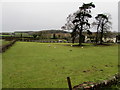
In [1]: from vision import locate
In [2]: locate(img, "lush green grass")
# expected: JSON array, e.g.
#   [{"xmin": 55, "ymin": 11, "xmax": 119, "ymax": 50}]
[
  {"xmin": 2, "ymin": 42, "xmax": 118, "ymax": 88},
  {"xmin": 0, "ymin": 35, "xmax": 13, "ymax": 37}
]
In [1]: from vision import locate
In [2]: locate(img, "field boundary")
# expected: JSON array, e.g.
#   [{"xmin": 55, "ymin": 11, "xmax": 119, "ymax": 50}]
[
  {"xmin": 0, "ymin": 40, "xmax": 17, "ymax": 53},
  {"xmin": 73, "ymin": 73, "xmax": 120, "ymax": 90},
  {"xmin": 18, "ymin": 39, "xmax": 72, "ymax": 43}
]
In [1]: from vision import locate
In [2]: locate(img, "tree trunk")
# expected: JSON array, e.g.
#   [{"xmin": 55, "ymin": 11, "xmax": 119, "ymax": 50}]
[
  {"xmin": 95, "ymin": 36, "xmax": 98, "ymax": 44},
  {"xmin": 100, "ymin": 25, "xmax": 104, "ymax": 44},
  {"xmin": 72, "ymin": 37, "xmax": 75, "ymax": 44},
  {"xmin": 96, "ymin": 23, "xmax": 100, "ymax": 44},
  {"xmin": 96, "ymin": 28, "xmax": 98, "ymax": 44},
  {"xmin": 79, "ymin": 30, "xmax": 82, "ymax": 46}
]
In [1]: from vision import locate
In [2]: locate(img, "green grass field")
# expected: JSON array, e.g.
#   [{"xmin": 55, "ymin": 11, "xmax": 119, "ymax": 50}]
[
  {"xmin": 0, "ymin": 35, "xmax": 13, "ymax": 37},
  {"xmin": 2, "ymin": 42, "xmax": 118, "ymax": 88}
]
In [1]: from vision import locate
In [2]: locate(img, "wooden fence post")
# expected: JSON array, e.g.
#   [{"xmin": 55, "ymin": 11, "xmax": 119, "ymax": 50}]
[{"xmin": 67, "ymin": 77, "xmax": 72, "ymax": 90}]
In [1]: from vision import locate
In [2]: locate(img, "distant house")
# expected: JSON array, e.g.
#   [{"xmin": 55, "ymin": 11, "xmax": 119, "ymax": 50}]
[
  {"xmin": 103, "ymin": 37, "xmax": 116, "ymax": 43},
  {"xmin": 103, "ymin": 34, "xmax": 117, "ymax": 43},
  {"xmin": 116, "ymin": 35, "xmax": 120, "ymax": 43},
  {"xmin": 84, "ymin": 32, "xmax": 118, "ymax": 43}
]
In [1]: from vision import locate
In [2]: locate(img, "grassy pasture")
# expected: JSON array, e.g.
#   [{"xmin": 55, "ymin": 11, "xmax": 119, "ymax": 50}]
[
  {"xmin": 2, "ymin": 42, "xmax": 118, "ymax": 88},
  {"xmin": 0, "ymin": 35, "xmax": 13, "ymax": 37}
]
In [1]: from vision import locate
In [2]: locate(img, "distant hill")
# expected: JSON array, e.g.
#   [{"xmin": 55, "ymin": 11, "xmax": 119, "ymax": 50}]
[
  {"xmin": 38, "ymin": 30, "xmax": 69, "ymax": 34},
  {"xmin": 13, "ymin": 30, "xmax": 70, "ymax": 39},
  {"xmin": 36, "ymin": 30, "xmax": 71, "ymax": 39},
  {"xmin": 14, "ymin": 30, "xmax": 69, "ymax": 34}
]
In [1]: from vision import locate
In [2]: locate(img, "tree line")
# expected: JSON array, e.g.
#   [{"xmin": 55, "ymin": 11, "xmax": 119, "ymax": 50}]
[{"xmin": 61, "ymin": 2, "xmax": 113, "ymax": 46}]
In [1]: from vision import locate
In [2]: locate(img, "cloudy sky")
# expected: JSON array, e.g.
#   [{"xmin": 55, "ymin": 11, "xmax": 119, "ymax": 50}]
[{"xmin": 1, "ymin": 0, "xmax": 119, "ymax": 32}]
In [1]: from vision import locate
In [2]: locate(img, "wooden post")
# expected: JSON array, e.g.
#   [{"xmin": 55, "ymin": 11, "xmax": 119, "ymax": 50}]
[{"xmin": 67, "ymin": 77, "xmax": 72, "ymax": 90}]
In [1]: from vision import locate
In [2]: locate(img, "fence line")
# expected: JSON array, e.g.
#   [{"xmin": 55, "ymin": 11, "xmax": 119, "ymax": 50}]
[
  {"xmin": 0, "ymin": 40, "xmax": 17, "ymax": 53},
  {"xmin": 73, "ymin": 73, "xmax": 120, "ymax": 90},
  {"xmin": 18, "ymin": 39, "xmax": 72, "ymax": 43}
]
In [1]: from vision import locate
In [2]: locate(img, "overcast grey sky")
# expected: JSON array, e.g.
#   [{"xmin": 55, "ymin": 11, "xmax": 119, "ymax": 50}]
[{"xmin": 1, "ymin": 0, "xmax": 118, "ymax": 32}]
